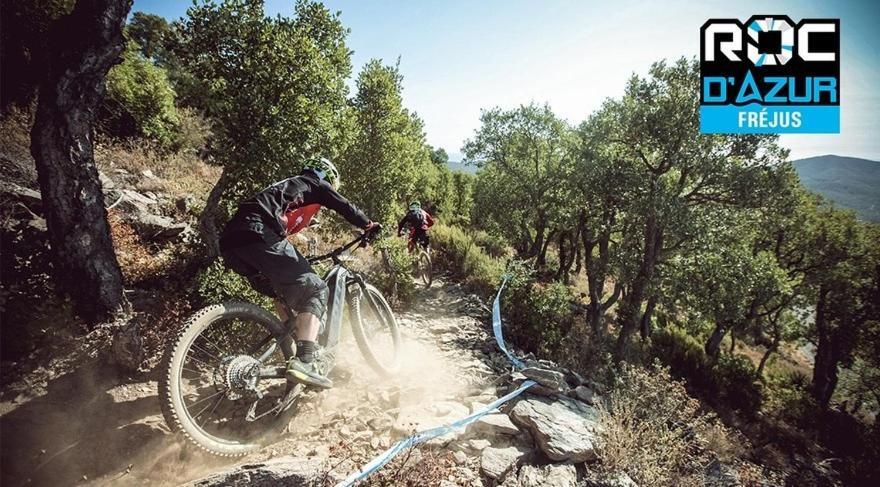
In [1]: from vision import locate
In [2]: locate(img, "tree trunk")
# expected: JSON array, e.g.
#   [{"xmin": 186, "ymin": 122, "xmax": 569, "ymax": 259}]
[
  {"xmin": 757, "ymin": 342, "xmax": 777, "ymax": 376},
  {"xmin": 639, "ymin": 294, "xmax": 657, "ymax": 340},
  {"xmin": 615, "ymin": 211, "xmax": 662, "ymax": 359},
  {"xmin": 704, "ymin": 322, "xmax": 728, "ymax": 358},
  {"xmin": 537, "ymin": 229, "xmax": 556, "ymax": 268},
  {"xmin": 30, "ymin": 0, "xmax": 133, "ymax": 324},
  {"xmin": 729, "ymin": 330, "xmax": 736, "ymax": 354},
  {"xmin": 200, "ymin": 168, "xmax": 230, "ymax": 258},
  {"xmin": 811, "ymin": 286, "xmax": 838, "ymax": 409}
]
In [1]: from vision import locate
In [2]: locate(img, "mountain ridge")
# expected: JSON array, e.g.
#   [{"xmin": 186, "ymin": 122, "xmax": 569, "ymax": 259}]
[{"xmin": 792, "ymin": 154, "xmax": 880, "ymax": 222}]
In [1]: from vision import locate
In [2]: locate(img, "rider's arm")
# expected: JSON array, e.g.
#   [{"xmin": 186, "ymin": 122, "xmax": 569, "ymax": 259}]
[
  {"xmin": 316, "ymin": 181, "xmax": 370, "ymax": 229},
  {"xmin": 424, "ymin": 211, "xmax": 435, "ymax": 228},
  {"xmin": 397, "ymin": 215, "xmax": 407, "ymax": 236}
]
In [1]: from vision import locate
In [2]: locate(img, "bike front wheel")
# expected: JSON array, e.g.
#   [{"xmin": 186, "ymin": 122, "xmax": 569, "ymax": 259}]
[
  {"xmin": 349, "ymin": 283, "xmax": 401, "ymax": 377},
  {"xmin": 417, "ymin": 249, "xmax": 433, "ymax": 288}
]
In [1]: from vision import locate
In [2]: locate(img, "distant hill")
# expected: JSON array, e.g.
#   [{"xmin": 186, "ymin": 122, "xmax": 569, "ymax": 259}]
[
  {"xmin": 792, "ymin": 155, "xmax": 880, "ymax": 222},
  {"xmin": 446, "ymin": 160, "xmax": 478, "ymax": 174}
]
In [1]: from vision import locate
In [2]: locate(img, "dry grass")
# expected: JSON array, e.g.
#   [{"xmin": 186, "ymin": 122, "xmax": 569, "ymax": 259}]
[
  {"xmin": 107, "ymin": 209, "xmax": 173, "ymax": 284},
  {"xmin": 95, "ymin": 139, "xmax": 220, "ymax": 200},
  {"xmin": 597, "ymin": 362, "xmax": 720, "ymax": 487}
]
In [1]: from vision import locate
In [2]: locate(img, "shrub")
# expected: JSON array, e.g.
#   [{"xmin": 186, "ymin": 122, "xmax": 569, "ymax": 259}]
[
  {"xmin": 194, "ymin": 260, "xmax": 272, "ymax": 309},
  {"xmin": 597, "ymin": 362, "xmax": 710, "ymax": 487},
  {"xmin": 103, "ymin": 41, "xmax": 179, "ymax": 148},
  {"xmin": 650, "ymin": 327, "xmax": 764, "ymax": 415},
  {"xmin": 173, "ymin": 107, "xmax": 212, "ymax": 153},
  {"xmin": 503, "ymin": 280, "xmax": 576, "ymax": 356},
  {"xmin": 763, "ymin": 370, "xmax": 817, "ymax": 426},
  {"xmin": 471, "ymin": 229, "xmax": 509, "ymax": 258},
  {"xmin": 714, "ymin": 354, "xmax": 764, "ymax": 413},
  {"xmin": 430, "ymin": 224, "xmax": 504, "ymax": 296}
]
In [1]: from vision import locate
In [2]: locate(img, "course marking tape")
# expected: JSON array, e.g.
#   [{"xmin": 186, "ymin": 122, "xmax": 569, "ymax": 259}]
[{"xmin": 335, "ymin": 276, "xmax": 533, "ymax": 486}]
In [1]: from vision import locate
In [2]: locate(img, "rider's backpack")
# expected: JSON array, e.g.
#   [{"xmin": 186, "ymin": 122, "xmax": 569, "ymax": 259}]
[{"xmin": 409, "ymin": 209, "xmax": 426, "ymax": 228}]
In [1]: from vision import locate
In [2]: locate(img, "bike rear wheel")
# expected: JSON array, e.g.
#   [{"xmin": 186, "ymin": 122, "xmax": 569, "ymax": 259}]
[
  {"xmin": 159, "ymin": 302, "xmax": 297, "ymax": 456},
  {"xmin": 349, "ymin": 283, "xmax": 401, "ymax": 377}
]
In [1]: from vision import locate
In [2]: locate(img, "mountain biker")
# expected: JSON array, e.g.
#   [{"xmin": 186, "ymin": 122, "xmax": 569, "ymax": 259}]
[
  {"xmin": 397, "ymin": 201, "xmax": 434, "ymax": 252},
  {"xmin": 219, "ymin": 157, "xmax": 378, "ymax": 389}
]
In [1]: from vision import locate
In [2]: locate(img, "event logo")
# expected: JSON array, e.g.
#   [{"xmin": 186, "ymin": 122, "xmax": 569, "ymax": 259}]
[{"xmin": 700, "ymin": 16, "xmax": 840, "ymax": 134}]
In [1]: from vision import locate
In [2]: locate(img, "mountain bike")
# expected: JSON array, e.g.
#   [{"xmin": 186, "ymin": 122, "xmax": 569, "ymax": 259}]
[
  {"xmin": 158, "ymin": 227, "xmax": 401, "ymax": 456},
  {"xmin": 412, "ymin": 240, "xmax": 432, "ymax": 288}
]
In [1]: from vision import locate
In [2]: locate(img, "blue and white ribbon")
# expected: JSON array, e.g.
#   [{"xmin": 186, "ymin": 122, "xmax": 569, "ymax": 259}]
[{"xmin": 335, "ymin": 276, "xmax": 533, "ymax": 486}]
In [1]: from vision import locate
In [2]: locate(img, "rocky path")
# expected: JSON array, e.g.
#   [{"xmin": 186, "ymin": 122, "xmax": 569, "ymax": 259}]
[
  {"xmin": 0, "ymin": 281, "xmax": 517, "ymax": 486},
  {"xmin": 2, "ymin": 279, "xmax": 611, "ymax": 487}
]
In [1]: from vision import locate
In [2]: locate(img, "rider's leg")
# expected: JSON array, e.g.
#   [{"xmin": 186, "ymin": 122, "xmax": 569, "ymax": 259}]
[{"xmin": 230, "ymin": 237, "xmax": 333, "ymax": 388}]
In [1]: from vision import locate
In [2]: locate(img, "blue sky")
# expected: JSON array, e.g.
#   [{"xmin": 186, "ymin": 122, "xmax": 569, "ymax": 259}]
[{"xmin": 132, "ymin": 0, "xmax": 879, "ymax": 162}]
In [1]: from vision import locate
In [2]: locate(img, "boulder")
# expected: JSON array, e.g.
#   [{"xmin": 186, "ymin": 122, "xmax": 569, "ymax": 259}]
[
  {"xmin": 521, "ymin": 367, "xmax": 568, "ymax": 393},
  {"xmin": 704, "ymin": 457, "xmax": 740, "ymax": 487},
  {"xmin": 185, "ymin": 457, "xmax": 339, "ymax": 486},
  {"xmin": 480, "ymin": 445, "xmax": 530, "ymax": 480},
  {"xmin": 517, "ymin": 463, "xmax": 578, "ymax": 487},
  {"xmin": 98, "ymin": 171, "xmax": 116, "ymax": 191},
  {"xmin": 468, "ymin": 438, "xmax": 492, "ymax": 451},
  {"xmin": 509, "ymin": 395, "xmax": 601, "ymax": 462},
  {"xmin": 0, "ymin": 180, "xmax": 42, "ymax": 210},
  {"xmin": 572, "ymin": 385, "xmax": 598, "ymax": 405},
  {"xmin": 470, "ymin": 413, "xmax": 520, "ymax": 436}
]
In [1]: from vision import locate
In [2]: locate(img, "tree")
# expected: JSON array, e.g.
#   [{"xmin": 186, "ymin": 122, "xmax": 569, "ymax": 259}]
[
  {"xmin": 30, "ymin": 0, "xmax": 132, "ymax": 323},
  {"xmin": 593, "ymin": 59, "xmax": 788, "ymax": 359},
  {"xmin": 126, "ymin": 11, "xmax": 170, "ymax": 61},
  {"xmin": 0, "ymin": 0, "xmax": 76, "ymax": 111},
  {"xmin": 102, "ymin": 40, "xmax": 180, "ymax": 147},
  {"xmin": 804, "ymin": 205, "xmax": 880, "ymax": 409},
  {"xmin": 464, "ymin": 103, "xmax": 574, "ymax": 264},
  {"xmin": 174, "ymin": 0, "xmax": 353, "ymax": 254},
  {"xmin": 339, "ymin": 59, "xmax": 431, "ymax": 224}
]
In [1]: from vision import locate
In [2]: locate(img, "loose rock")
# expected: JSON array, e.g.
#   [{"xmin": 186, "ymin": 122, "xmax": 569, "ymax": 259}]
[
  {"xmin": 185, "ymin": 457, "xmax": 338, "ymax": 486},
  {"xmin": 480, "ymin": 445, "xmax": 530, "ymax": 480},
  {"xmin": 509, "ymin": 395, "xmax": 601, "ymax": 462},
  {"xmin": 470, "ymin": 413, "xmax": 521, "ymax": 436},
  {"xmin": 517, "ymin": 463, "xmax": 578, "ymax": 487}
]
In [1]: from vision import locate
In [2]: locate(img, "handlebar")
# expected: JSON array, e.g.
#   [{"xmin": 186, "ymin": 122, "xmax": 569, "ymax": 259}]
[{"xmin": 307, "ymin": 224, "xmax": 382, "ymax": 265}]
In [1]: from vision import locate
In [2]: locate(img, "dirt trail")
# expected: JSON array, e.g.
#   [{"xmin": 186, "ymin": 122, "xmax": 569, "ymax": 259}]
[{"xmin": 0, "ymin": 281, "xmax": 506, "ymax": 486}]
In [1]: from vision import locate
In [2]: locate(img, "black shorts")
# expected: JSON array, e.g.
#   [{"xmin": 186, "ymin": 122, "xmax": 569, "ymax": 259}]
[{"xmin": 220, "ymin": 234, "xmax": 328, "ymax": 317}]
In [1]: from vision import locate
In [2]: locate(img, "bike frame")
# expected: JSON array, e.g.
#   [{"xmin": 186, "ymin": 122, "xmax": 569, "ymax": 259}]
[{"xmin": 254, "ymin": 230, "xmax": 381, "ymax": 380}]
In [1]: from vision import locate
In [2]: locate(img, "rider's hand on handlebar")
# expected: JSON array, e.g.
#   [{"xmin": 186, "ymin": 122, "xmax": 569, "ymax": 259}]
[{"xmin": 362, "ymin": 221, "xmax": 381, "ymax": 245}]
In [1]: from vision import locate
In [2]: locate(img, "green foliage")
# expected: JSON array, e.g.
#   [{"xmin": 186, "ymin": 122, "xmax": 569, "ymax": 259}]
[
  {"xmin": 650, "ymin": 327, "xmax": 763, "ymax": 414},
  {"xmin": 126, "ymin": 12, "xmax": 171, "ymax": 61},
  {"xmin": 471, "ymin": 230, "xmax": 509, "ymax": 258},
  {"xmin": 104, "ymin": 41, "xmax": 180, "ymax": 147},
  {"xmin": 504, "ymin": 279, "xmax": 576, "ymax": 356},
  {"xmin": 430, "ymin": 224, "xmax": 505, "ymax": 296},
  {"xmin": 464, "ymin": 103, "xmax": 574, "ymax": 255},
  {"xmin": 176, "ymin": 0, "xmax": 352, "ymax": 201},
  {"xmin": 195, "ymin": 261, "xmax": 271, "ymax": 308},
  {"xmin": 339, "ymin": 59, "xmax": 431, "ymax": 224},
  {"xmin": 174, "ymin": 106, "xmax": 212, "ymax": 153},
  {"xmin": 763, "ymin": 370, "xmax": 817, "ymax": 426}
]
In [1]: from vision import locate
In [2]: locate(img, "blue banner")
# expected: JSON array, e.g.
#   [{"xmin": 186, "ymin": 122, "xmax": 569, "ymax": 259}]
[{"xmin": 700, "ymin": 104, "xmax": 840, "ymax": 134}]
